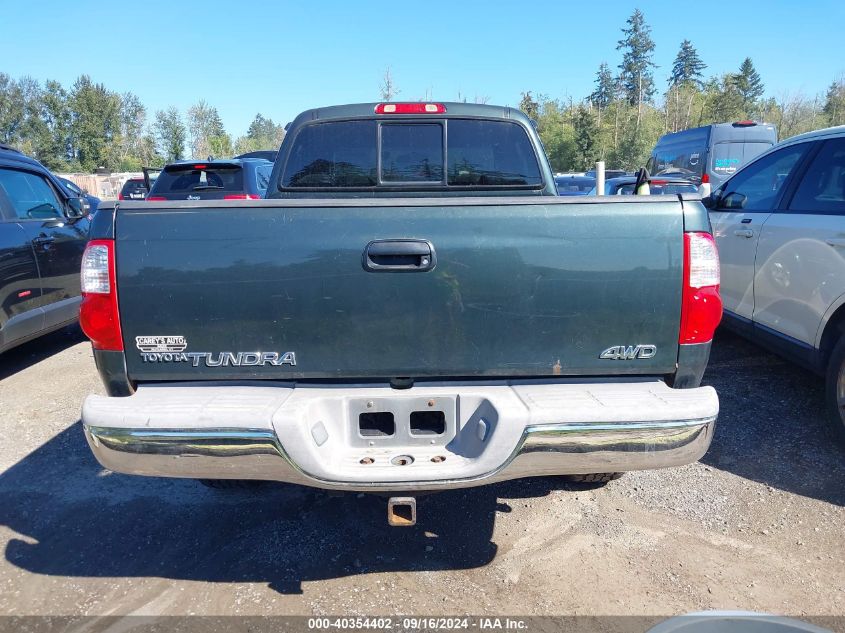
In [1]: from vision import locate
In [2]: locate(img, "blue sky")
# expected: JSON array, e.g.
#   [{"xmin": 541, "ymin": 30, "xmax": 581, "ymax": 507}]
[{"xmin": 2, "ymin": 0, "xmax": 843, "ymax": 137}]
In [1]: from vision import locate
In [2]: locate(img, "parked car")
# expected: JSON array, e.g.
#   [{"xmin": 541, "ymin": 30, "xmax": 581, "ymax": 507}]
[
  {"xmin": 0, "ymin": 144, "xmax": 90, "ymax": 353},
  {"xmin": 555, "ymin": 175, "xmax": 595, "ymax": 196},
  {"xmin": 146, "ymin": 158, "xmax": 273, "ymax": 201},
  {"xmin": 705, "ymin": 125, "xmax": 845, "ymax": 442},
  {"xmin": 79, "ymin": 102, "xmax": 721, "ymax": 521},
  {"xmin": 647, "ymin": 121, "xmax": 778, "ymax": 189},
  {"xmin": 589, "ymin": 176, "xmax": 700, "ymax": 196},
  {"xmin": 118, "ymin": 177, "xmax": 148, "ymax": 200},
  {"xmin": 57, "ymin": 176, "xmax": 100, "ymax": 212}
]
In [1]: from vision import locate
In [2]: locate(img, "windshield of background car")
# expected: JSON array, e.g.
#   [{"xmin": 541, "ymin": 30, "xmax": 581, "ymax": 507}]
[
  {"xmin": 152, "ymin": 164, "xmax": 244, "ymax": 195},
  {"xmin": 61, "ymin": 179, "xmax": 82, "ymax": 195},
  {"xmin": 281, "ymin": 119, "xmax": 542, "ymax": 188},
  {"xmin": 652, "ymin": 150, "xmax": 705, "ymax": 181}
]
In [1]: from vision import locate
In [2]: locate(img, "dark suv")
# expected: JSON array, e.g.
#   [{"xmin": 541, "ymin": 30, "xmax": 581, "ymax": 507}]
[
  {"xmin": 119, "ymin": 177, "xmax": 148, "ymax": 200},
  {"xmin": 0, "ymin": 144, "xmax": 90, "ymax": 352},
  {"xmin": 146, "ymin": 158, "xmax": 273, "ymax": 201}
]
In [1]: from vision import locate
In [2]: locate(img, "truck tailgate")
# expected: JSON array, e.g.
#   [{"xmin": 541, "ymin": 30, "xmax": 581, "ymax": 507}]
[{"xmin": 115, "ymin": 198, "xmax": 683, "ymax": 381}]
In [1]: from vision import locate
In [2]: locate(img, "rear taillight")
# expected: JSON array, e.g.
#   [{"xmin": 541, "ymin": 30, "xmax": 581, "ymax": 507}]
[
  {"xmin": 80, "ymin": 239, "xmax": 123, "ymax": 351},
  {"xmin": 679, "ymin": 232, "xmax": 722, "ymax": 344},
  {"xmin": 223, "ymin": 193, "xmax": 262, "ymax": 200},
  {"xmin": 118, "ymin": 193, "xmax": 125, "ymax": 200},
  {"xmin": 375, "ymin": 103, "xmax": 447, "ymax": 114},
  {"xmin": 146, "ymin": 195, "xmax": 166, "ymax": 201},
  {"xmin": 701, "ymin": 173, "xmax": 710, "ymax": 184}
]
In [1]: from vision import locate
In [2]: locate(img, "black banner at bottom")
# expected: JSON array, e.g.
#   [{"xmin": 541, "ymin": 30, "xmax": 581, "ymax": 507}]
[{"xmin": 0, "ymin": 615, "xmax": 842, "ymax": 633}]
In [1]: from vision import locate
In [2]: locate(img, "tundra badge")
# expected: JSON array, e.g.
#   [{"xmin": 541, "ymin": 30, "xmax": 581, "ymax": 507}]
[{"xmin": 135, "ymin": 336, "xmax": 296, "ymax": 366}]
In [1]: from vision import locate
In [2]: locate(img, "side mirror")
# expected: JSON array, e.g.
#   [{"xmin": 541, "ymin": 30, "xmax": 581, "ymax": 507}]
[
  {"xmin": 702, "ymin": 189, "xmax": 724, "ymax": 210},
  {"xmin": 721, "ymin": 192, "xmax": 747, "ymax": 210},
  {"xmin": 66, "ymin": 197, "xmax": 87, "ymax": 219}
]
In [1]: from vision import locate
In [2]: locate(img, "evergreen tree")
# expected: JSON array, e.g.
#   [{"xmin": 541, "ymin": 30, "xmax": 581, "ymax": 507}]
[
  {"xmin": 590, "ymin": 63, "xmax": 616, "ymax": 109},
  {"xmin": 704, "ymin": 74, "xmax": 745, "ymax": 122},
  {"xmin": 235, "ymin": 113, "xmax": 286, "ymax": 154},
  {"xmin": 616, "ymin": 9, "xmax": 657, "ymax": 107},
  {"xmin": 247, "ymin": 114, "xmax": 276, "ymax": 140},
  {"xmin": 733, "ymin": 58, "xmax": 765, "ymax": 116},
  {"xmin": 519, "ymin": 91, "xmax": 540, "ymax": 122},
  {"xmin": 823, "ymin": 77, "xmax": 845, "ymax": 126},
  {"xmin": 669, "ymin": 40, "xmax": 706, "ymax": 88},
  {"xmin": 573, "ymin": 106, "xmax": 599, "ymax": 169}
]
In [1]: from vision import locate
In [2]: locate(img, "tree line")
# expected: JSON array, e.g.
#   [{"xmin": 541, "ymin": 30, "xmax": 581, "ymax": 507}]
[
  {"xmin": 3, "ymin": 18, "xmax": 845, "ymax": 175},
  {"xmin": 520, "ymin": 8, "xmax": 845, "ymax": 172},
  {"xmin": 0, "ymin": 74, "xmax": 285, "ymax": 172}
]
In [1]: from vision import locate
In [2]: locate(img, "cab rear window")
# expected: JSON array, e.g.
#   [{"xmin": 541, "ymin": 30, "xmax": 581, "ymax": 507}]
[
  {"xmin": 381, "ymin": 124, "xmax": 443, "ymax": 182},
  {"xmin": 446, "ymin": 120, "xmax": 541, "ymax": 186},
  {"xmin": 283, "ymin": 121, "xmax": 378, "ymax": 187},
  {"xmin": 153, "ymin": 164, "xmax": 243, "ymax": 194},
  {"xmin": 281, "ymin": 119, "xmax": 541, "ymax": 189}
]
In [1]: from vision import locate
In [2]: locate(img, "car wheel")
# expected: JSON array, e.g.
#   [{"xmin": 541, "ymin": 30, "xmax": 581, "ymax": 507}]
[
  {"xmin": 563, "ymin": 473, "xmax": 624, "ymax": 484},
  {"xmin": 824, "ymin": 335, "xmax": 845, "ymax": 445}
]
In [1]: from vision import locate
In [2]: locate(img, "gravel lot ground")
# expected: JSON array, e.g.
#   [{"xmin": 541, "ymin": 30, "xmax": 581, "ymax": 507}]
[{"xmin": 0, "ymin": 326, "xmax": 843, "ymax": 624}]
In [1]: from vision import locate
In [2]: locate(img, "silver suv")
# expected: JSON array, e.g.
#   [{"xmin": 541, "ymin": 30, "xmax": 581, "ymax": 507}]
[{"xmin": 706, "ymin": 125, "xmax": 845, "ymax": 443}]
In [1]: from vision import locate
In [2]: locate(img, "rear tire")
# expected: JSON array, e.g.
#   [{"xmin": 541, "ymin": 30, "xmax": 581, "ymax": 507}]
[
  {"xmin": 824, "ymin": 335, "xmax": 845, "ymax": 446},
  {"xmin": 564, "ymin": 472, "xmax": 624, "ymax": 484}
]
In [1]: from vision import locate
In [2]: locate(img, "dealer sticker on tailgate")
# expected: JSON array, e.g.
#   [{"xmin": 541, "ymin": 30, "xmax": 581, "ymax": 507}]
[{"xmin": 135, "ymin": 335, "xmax": 188, "ymax": 352}]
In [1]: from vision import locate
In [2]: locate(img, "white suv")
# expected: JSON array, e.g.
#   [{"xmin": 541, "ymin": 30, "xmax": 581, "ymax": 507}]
[{"xmin": 707, "ymin": 125, "xmax": 845, "ymax": 443}]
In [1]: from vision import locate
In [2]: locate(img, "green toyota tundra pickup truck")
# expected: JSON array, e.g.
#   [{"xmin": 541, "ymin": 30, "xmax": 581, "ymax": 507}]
[{"xmin": 79, "ymin": 102, "xmax": 722, "ymax": 503}]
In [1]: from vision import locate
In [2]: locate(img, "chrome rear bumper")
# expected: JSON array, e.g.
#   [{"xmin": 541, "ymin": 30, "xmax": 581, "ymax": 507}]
[{"xmin": 83, "ymin": 380, "xmax": 718, "ymax": 491}]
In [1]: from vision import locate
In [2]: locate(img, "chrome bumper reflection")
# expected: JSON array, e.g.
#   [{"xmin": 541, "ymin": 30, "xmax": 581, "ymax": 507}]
[{"xmin": 84, "ymin": 417, "xmax": 715, "ymax": 491}]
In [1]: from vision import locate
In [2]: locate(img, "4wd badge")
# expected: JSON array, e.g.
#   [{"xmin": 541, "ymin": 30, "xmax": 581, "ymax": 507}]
[{"xmin": 599, "ymin": 344, "xmax": 657, "ymax": 360}]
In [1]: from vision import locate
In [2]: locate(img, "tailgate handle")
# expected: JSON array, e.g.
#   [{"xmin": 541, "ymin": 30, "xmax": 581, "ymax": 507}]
[{"xmin": 363, "ymin": 239, "xmax": 436, "ymax": 272}]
